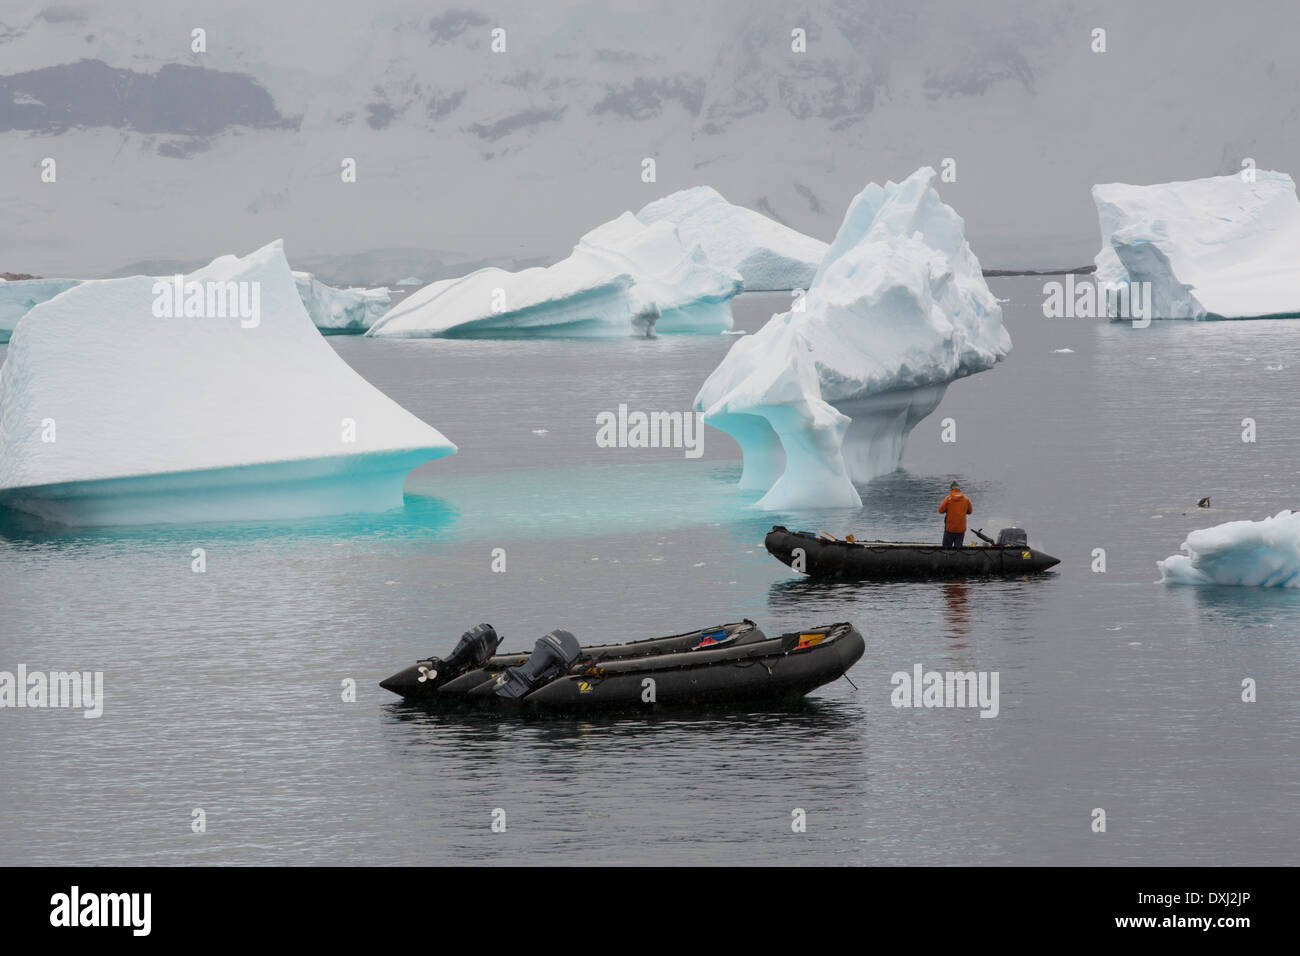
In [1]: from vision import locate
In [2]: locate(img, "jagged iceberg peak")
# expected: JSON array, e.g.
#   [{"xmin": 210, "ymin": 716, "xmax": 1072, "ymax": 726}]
[
  {"xmin": 636, "ymin": 186, "xmax": 829, "ymax": 292},
  {"xmin": 695, "ymin": 166, "xmax": 1010, "ymax": 511},
  {"xmin": 368, "ymin": 210, "xmax": 741, "ymax": 338},
  {"xmin": 1093, "ymin": 170, "xmax": 1300, "ymax": 320},
  {"xmin": 1159, "ymin": 510, "xmax": 1300, "ymax": 588},
  {"xmin": 0, "ymin": 240, "xmax": 455, "ymax": 525}
]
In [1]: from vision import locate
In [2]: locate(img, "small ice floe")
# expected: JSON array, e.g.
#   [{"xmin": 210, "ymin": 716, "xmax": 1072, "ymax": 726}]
[
  {"xmin": 1128, "ymin": 641, "xmax": 1142, "ymax": 646},
  {"xmin": 531, "ymin": 428, "xmax": 549, "ymax": 435},
  {"xmin": 1052, "ymin": 348, "xmax": 1074, "ymax": 353},
  {"xmin": 1159, "ymin": 509, "xmax": 1300, "ymax": 587},
  {"xmin": 1267, "ymin": 364, "xmax": 1287, "ymax": 371}
]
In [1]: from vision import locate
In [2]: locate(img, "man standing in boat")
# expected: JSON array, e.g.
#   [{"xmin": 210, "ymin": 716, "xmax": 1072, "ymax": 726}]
[{"xmin": 938, "ymin": 481, "xmax": 973, "ymax": 548}]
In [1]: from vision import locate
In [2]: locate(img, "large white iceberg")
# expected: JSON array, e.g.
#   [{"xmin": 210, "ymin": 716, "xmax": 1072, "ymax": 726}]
[
  {"xmin": 637, "ymin": 186, "xmax": 829, "ymax": 292},
  {"xmin": 0, "ymin": 278, "xmax": 81, "ymax": 343},
  {"xmin": 1093, "ymin": 170, "xmax": 1300, "ymax": 320},
  {"xmin": 1158, "ymin": 510, "xmax": 1300, "ymax": 588},
  {"xmin": 0, "ymin": 240, "xmax": 455, "ymax": 526},
  {"xmin": 367, "ymin": 213, "xmax": 740, "ymax": 338},
  {"xmin": 293, "ymin": 271, "xmax": 391, "ymax": 333},
  {"xmin": 695, "ymin": 167, "xmax": 1010, "ymax": 511}
]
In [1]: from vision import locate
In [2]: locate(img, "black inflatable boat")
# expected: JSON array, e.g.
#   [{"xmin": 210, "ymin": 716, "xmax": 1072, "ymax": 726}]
[
  {"xmin": 766, "ymin": 525, "xmax": 1060, "ymax": 579},
  {"xmin": 380, "ymin": 619, "xmax": 864, "ymax": 711}
]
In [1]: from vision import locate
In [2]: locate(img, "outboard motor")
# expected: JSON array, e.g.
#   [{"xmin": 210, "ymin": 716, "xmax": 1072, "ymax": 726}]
[
  {"xmin": 494, "ymin": 629, "xmax": 581, "ymax": 700},
  {"xmin": 421, "ymin": 624, "xmax": 501, "ymax": 684},
  {"xmin": 997, "ymin": 527, "xmax": 1029, "ymax": 548},
  {"xmin": 380, "ymin": 624, "xmax": 502, "ymax": 698}
]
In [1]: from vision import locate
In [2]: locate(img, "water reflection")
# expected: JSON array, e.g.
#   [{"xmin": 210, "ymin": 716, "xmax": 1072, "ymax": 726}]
[
  {"xmin": 1186, "ymin": 584, "xmax": 1300, "ymax": 630},
  {"xmin": 381, "ymin": 696, "xmax": 866, "ymax": 752},
  {"xmin": 942, "ymin": 581, "xmax": 971, "ymax": 642}
]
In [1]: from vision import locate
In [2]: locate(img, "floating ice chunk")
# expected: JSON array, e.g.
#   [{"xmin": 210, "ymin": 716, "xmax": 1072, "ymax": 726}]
[
  {"xmin": 637, "ymin": 186, "xmax": 828, "ymax": 291},
  {"xmin": 293, "ymin": 271, "xmax": 390, "ymax": 333},
  {"xmin": 1093, "ymin": 171, "xmax": 1300, "ymax": 320},
  {"xmin": 0, "ymin": 240, "xmax": 455, "ymax": 526},
  {"xmin": 0, "ymin": 278, "xmax": 81, "ymax": 343},
  {"xmin": 367, "ymin": 212, "xmax": 740, "ymax": 338},
  {"xmin": 695, "ymin": 167, "xmax": 1010, "ymax": 510},
  {"xmin": 396, "ymin": 276, "xmax": 424, "ymax": 286},
  {"xmin": 1158, "ymin": 510, "xmax": 1300, "ymax": 588}
]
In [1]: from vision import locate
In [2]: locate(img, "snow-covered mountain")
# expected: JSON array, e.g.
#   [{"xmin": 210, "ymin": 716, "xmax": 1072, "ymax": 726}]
[{"xmin": 2, "ymin": 0, "xmax": 1298, "ymax": 278}]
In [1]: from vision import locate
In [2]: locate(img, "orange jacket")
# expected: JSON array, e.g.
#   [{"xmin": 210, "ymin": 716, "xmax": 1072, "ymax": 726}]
[{"xmin": 939, "ymin": 489, "xmax": 973, "ymax": 532}]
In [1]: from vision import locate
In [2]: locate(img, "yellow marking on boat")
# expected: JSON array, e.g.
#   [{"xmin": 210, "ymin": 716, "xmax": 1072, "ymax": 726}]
[{"xmin": 795, "ymin": 633, "xmax": 827, "ymax": 649}]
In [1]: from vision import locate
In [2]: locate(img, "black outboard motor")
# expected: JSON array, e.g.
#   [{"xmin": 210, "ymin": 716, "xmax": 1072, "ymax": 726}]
[
  {"xmin": 997, "ymin": 527, "xmax": 1029, "ymax": 548},
  {"xmin": 494, "ymin": 629, "xmax": 581, "ymax": 700},
  {"xmin": 419, "ymin": 624, "xmax": 501, "ymax": 685}
]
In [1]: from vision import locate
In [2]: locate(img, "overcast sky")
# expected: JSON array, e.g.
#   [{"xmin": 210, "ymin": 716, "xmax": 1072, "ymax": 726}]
[{"xmin": 3, "ymin": 0, "xmax": 1298, "ymax": 279}]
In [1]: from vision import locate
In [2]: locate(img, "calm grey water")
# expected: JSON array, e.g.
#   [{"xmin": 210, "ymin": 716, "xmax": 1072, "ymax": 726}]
[{"xmin": 2, "ymin": 277, "xmax": 1298, "ymax": 865}]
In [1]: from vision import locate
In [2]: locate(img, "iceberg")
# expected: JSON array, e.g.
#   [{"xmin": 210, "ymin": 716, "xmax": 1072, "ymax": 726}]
[
  {"xmin": 1158, "ymin": 510, "xmax": 1300, "ymax": 588},
  {"xmin": 0, "ymin": 240, "xmax": 455, "ymax": 526},
  {"xmin": 0, "ymin": 278, "xmax": 81, "ymax": 343},
  {"xmin": 367, "ymin": 212, "xmax": 740, "ymax": 338},
  {"xmin": 1093, "ymin": 170, "xmax": 1300, "ymax": 320},
  {"xmin": 574, "ymin": 213, "xmax": 742, "ymax": 333},
  {"xmin": 694, "ymin": 167, "xmax": 1010, "ymax": 510},
  {"xmin": 637, "ymin": 186, "xmax": 829, "ymax": 292},
  {"xmin": 293, "ymin": 271, "xmax": 390, "ymax": 333},
  {"xmin": 3, "ymin": 273, "xmax": 390, "ymax": 340}
]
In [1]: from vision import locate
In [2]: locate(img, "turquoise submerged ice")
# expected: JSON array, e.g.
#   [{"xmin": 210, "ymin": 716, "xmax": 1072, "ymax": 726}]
[
  {"xmin": 694, "ymin": 166, "xmax": 1011, "ymax": 511},
  {"xmin": 0, "ymin": 241, "xmax": 455, "ymax": 526},
  {"xmin": 1159, "ymin": 510, "xmax": 1300, "ymax": 587}
]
